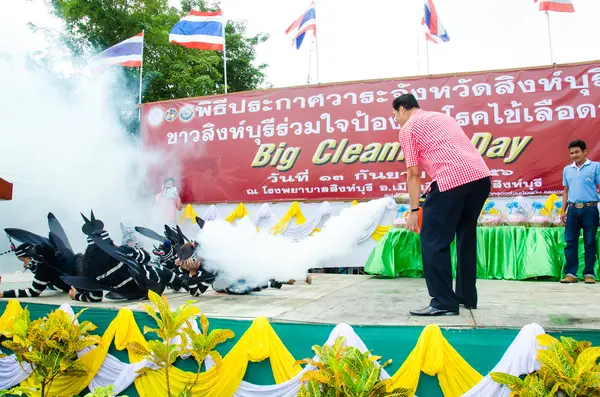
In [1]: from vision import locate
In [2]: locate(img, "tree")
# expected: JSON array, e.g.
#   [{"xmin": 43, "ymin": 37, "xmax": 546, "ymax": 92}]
[{"xmin": 36, "ymin": 0, "xmax": 268, "ymax": 132}]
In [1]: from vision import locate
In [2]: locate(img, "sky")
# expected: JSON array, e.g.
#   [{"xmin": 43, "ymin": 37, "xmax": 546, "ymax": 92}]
[
  {"xmin": 9, "ymin": 0, "xmax": 600, "ymax": 89},
  {"xmin": 213, "ymin": 0, "xmax": 600, "ymax": 88}
]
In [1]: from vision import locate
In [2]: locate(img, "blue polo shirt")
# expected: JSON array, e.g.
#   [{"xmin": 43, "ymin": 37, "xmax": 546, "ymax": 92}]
[{"xmin": 563, "ymin": 159, "xmax": 600, "ymax": 203}]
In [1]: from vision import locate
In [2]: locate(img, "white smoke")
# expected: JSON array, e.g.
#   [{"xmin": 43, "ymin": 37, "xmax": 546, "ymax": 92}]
[
  {"xmin": 0, "ymin": 3, "xmax": 389, "ymax": 286},
  {"xmin": 196, "ymin": 198, "xmax": 389, "ymax": 287},
  {"xmin": 0, "ymin": 3, "xmax": 175, "ymax": 270}
]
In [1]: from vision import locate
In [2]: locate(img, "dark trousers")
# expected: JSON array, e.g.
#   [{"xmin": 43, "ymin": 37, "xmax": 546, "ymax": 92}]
[
  {"xmin": 564, "ymin": 205, "xmax": 599, "ymax": 277},
  {"xmin": 421, "ymin": 177, "xmax": 491, "ymax": 311}
]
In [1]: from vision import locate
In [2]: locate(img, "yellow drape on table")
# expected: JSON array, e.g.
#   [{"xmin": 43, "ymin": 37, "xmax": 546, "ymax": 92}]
[
  {"xmin": 481, "ymin": 199, "xmax": 500, "ymax": 215},
  {"xmin": 387, "ymin": 324, "xmax": 482, "ymax": 397},
  {"xmin": 541, "ymin": 193, "xmax": 560, "ymax": 216},
  {"xmin": 0, "ymin": 300, "xmax": 112, "ymax": 397},
  {"xmin": 271, "ymin": 201, "xmax": 307, "ymax": 235},
  {"xmin": 351, "ymin": 200, "xmax": 391, "ymax": 241},
  {"xmin": 370, "ymin": 225, "xmax": 392, "ymax": 240},
  {"xmin": 108, "ymin": 310, "xmax": 301, "ymax": 397},
  {"xmin": 225, "ymin": 203, "xmax": 250, "ymax": 223},
  {"xmin": 179, "ymin": 204, "xmax": 199, "ymax": 222}
]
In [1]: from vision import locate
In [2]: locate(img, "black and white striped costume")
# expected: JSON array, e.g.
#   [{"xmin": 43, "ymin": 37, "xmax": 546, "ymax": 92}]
[
  {"xmin": 2, "ymin": 244, "xmax": 71, "ymax": 298},
  {"xmin": 75, "ymin": 232, "xmax": 186, "ymax": 302},
  {"xmin": 152, "ymin": 242, "xmax": 177, "ymax": 270},
  {"xmin": 74, "ymin": 233, "xmax": 136, "ymax": 302},
  {"xmin": 185, "ymin": 269, "xmax": 216, "ymax": 297}
]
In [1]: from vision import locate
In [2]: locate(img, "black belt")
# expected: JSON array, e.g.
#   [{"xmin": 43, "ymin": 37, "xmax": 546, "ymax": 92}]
[{"xmin": 568, "ymin": 202, "xmax": 598, "ymax": 209}]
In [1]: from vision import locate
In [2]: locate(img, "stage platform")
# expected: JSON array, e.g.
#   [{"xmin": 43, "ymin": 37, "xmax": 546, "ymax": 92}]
[{"xmin": 2, "ymin": 272, "xmax": 599, "ymax": 331}]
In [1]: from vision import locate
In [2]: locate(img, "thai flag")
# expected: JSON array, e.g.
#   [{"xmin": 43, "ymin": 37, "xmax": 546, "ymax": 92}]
[
  {"xmin": 169, "ymin": 10, "xmax": 225, "ymax": 51},
  {"xmin": 534, "ymin": 0, "xmax": 575, "ymax": 13},
  {"xmin": 422, "ymin": 0, "xmax": 450, "ymax": 44},
  {"xmin": 91, "ymin": 32, "xmax": 143, "ymax": 68},
  {"xmin": 285, "ymin": 1, "xmax": 317, "ymax": 50}
]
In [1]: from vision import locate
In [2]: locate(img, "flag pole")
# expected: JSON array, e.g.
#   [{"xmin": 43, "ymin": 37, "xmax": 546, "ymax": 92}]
[
  {"xmin": 138, "ymin": 30, "xmax": 145, "ymax": 122},
  {"xmin": 416, "ymin": 24, "xmax": 421, "ymax": 75},
  {"xmin": 221, "ymin": 10, "xmax": 228, "ymax": 94},
  {"xmin": 425, "ymin": 36, "xmax": 430, "ymax": 75},
  {"xmin": 545, "ymin": 10, "xmax": 555, "ymax": 64},
  {"xmin": 307, "ymin": 37, "xmax": 313, "ymax": 84},
  {"xmin": 313, "ymin": 0, "xmax": 320, "ymax": 84}
]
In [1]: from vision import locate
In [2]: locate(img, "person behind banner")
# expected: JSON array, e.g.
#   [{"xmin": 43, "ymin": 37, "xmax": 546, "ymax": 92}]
[
  {"xmin": 560, "ymin": 139, "xmax": 600, "ymax": 284},
  {"xmin": 154, "ymin": 178, "xmax": 183, "ymax": 227},
  {"xmin": 393, "ymin": 93, "xmax": 492, "ymax": 317}
]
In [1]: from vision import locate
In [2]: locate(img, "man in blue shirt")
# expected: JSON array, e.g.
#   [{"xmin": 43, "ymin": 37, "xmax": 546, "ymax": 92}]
[{"xmin": 560, "ymin": 139, "xmax": 600, "ymax": 284}]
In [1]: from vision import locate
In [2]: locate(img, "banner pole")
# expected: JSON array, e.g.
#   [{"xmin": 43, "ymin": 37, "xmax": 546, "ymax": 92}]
[
  {"xmin": 138, "ymin": 30, "xmax": 144, "ymax": 122},
  {"xmin": 545, "ymin": 10, "xmax": 555, "ymax": 65}
]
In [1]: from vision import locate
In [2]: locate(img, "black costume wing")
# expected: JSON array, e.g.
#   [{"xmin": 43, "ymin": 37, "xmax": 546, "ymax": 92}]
[
  {"xmin": 89, "ymin": 235, "xmax": 164, "ymax": 295},
  {"xmin": 47, "ymin": 213, "xmax": 74, "ymax": 252},
  {"xmin": 164, "ymin": 226, "xmax": 182, "ymax": 246},
  {"xmin": 176, "ymin": 225, "xmax": 189, "ymax": 242},
  {"xmin": 134, "ymin": 226, "xmax": 167, "ymax": 243},
  {"xmin": 47, "ymin": 213, "xmax": 79, "ymax": 276},
  {"xmin": 5, "ymin": 228, "xmax": 52, "ymax": 247},
  {"xmin": 49, "ymin": 232, "xmax": 80, "ymax": 276}
]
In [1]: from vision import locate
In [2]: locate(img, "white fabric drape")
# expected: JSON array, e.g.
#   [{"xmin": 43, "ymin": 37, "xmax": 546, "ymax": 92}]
[
  {"xmin": 0, "ymin": 354, "xmax": 31, "ymax": 390},
  {"xmin": 355, "ymin": 198, "xmax": 395, "ymax": 244},
  {"xmin": 202, "ymin": 199, "xmax": 394, "ymax": 243},
  {"xmin": 89, "ymin": 355, "xmax": 157, "ymax": 395},
  {"xmin": 0, "ymin": 302, "xmax": 549, "ymax": 397},
  {"xmin": 462, "ymin": 323, "xmax": 544, "ymax": 397},
  {"xmin": 203, "ymin": 205, "xmax": 222, "ymax": 221},
  {"xmin": 279, "ymin": 202, "xmax": 332, "ymax": 241},
  {"xmin": 253, "ymin": 203, "xmax": 274, "ymax": 227}
]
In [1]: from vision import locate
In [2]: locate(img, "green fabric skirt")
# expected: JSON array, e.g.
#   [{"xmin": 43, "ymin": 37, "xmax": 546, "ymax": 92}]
[{"xmin": 364, "ymin": 226, "xmax": 599, "ymax": 280}]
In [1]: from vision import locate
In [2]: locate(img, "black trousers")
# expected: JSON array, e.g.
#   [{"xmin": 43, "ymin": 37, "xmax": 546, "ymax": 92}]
[{"xmin": 420, "ymin": 177, "xmax": 491, "ymax": 311}]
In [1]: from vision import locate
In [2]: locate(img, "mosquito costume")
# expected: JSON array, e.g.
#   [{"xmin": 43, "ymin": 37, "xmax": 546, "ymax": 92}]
[
  {"xmin": 135, "ymin": 217, "xmax": 282, "ymax": 296},
  {"xmin": 2, "ymin": 213, "xmax": 77, "ymax": 298},
  {"xmin": 135, "ymin": 218, "xmax": 217, "ymax": 296},
  {"xmin": 61, "ymin": 211, "xmax": 187, "ymax": 302},
  {"xmin": 1, "ymin": 242, "xmax": 71, "ymax": 298}
]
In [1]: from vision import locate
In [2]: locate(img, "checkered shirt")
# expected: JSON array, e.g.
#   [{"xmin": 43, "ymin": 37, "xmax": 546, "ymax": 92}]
[{"xmin": 399, "ymin": 109, "xmax": 491, "ymax": 192}]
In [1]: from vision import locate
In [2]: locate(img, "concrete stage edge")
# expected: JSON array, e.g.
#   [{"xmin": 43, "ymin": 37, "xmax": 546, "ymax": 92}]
[{"xmin": 1, "ymin": 273, "xmax": 598, "ymax": 331}]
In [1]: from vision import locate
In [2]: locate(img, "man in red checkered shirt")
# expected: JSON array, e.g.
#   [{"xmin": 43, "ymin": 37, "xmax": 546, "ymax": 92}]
[{"xmin": 393, "ymin": 93, "xmax": 492, "ymax": 316}]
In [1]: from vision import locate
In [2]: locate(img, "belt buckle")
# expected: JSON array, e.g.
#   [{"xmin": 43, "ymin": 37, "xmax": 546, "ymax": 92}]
[{"xmin": 575, "ymin": 203, "xmax": 584, "ymax": 209}]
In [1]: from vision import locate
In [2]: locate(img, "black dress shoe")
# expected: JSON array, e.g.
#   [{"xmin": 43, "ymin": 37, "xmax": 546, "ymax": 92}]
[
  {"xmin": 410, "ymin": 306, "xmax": 459, "ymax": 316},
  {"xmin": 461, "ymin": 303, "xmax": 477, "ymax": 310}
]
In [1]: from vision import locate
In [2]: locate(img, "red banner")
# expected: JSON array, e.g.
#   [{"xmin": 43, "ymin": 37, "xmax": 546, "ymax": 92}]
[{"xmin": 141, "ymin": 62, "xmax": 600, "ymax": 203}]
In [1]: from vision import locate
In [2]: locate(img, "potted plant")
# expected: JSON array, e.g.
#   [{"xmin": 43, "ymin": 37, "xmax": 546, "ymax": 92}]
[
  {"xmin": 127, "ymin": 291, "xmax": 234, "ymax": 397},
  {"xmin": 84, "ymin": 385, "xmax": 128, "ymax": 397},
  {"xmin": 126, "ymin": 291, "xmax": 200, "ymax": 397},
  {"xmin": 490, "ymin": 334, "xmax": 600, "ymax": 396},
  {"xmin": 0, "ymin": 307, "xmax": 100, "ymax": 397},
  {"xmin": 179, "ymin": 313, "xmax": 234, "ymax": 394},
  {"xmin": 296, "ymin": 336, "xmax": 412, "ymax": 397}
]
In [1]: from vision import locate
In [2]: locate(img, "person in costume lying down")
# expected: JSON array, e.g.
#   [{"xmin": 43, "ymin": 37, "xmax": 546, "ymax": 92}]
[
  {"xmin": 65, "ymin": 212, "xmax": 192, "ymax": 302},
  {"xmin": 174, "ymin": 241, "xmax": 284, "ymax": 296},
  {"xmin": 0, "ymin": 242, "xmax": 72, "ymax": 298},
  {"xmin": 134, "ymin": 220, "xmax": 287, "ymax": 296}
]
